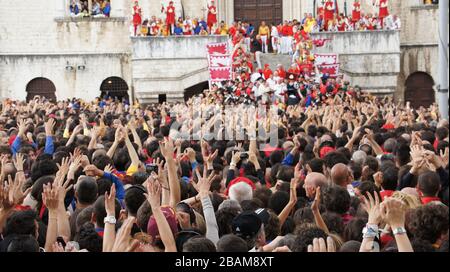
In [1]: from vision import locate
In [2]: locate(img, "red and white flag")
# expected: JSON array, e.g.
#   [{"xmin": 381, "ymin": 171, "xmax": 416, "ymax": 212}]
[
  {"xmin": 318, "ymin": 63, "xmax": 340, "ymax": 77},
  {"xmin": 208, "ymin": 54, "xmax": 232, "ymax": 67},
  {"xmin": 314, "ymin": 53, "xmax": 338, "ymax": 65},
  {"xmin": 206, "ymin": 42, "xmax": 228, "ymax": 55},
  {"xmin": 209, "ymin": 67, "xmax": 233, "ymax": 82}
]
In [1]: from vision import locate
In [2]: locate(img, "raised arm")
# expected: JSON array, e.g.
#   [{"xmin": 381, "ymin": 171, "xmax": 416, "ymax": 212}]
[
  {"xmin": 103, "ymin": 184, "xmax": 117, "ymax": 252},
  {"xmin": 160, "ymin": 139, "xmax": 180, "ymax": 208},
  {"xmin": 145, "ymin": 176, "xmax": 177, "ymax": 252}
]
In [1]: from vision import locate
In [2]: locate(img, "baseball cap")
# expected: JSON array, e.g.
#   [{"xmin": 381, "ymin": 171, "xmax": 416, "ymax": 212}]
[
  {"xmin": 147, "ymin": 206, "xmax": 179, "ymax": 245},
  {"xmin": 232, "ymin": 211, "xmax": 262, "ymax": 239}
]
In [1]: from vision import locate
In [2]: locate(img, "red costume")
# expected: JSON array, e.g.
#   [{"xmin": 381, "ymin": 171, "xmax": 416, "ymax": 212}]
[
  {"xmin": 276, "ymin": 67, "xmax": 286, "ymax": 79},
  {"xmin": 281, "ymin": 25, "xmax": 293, "ymax": 36},
  {"xmin": 263, "ymin": 65, "xmax": 273, "ymax": 80},
  {"xmin": 379, "ymin": 0, "xmax": 389, "ymax": 18},
  {"xmin": 324, "ymin": 0, "xmax": 335, "ymax": 26},
  {"xmin": 317, "ymin": 4, "xmax": 324, "ymax": 19},
  {"xmin": 163, "ymin": 1, "xmax": 176, "ymax": 25},
  {"xmin": 352, "ymin": 1, "xmax": 361, "ymax": 22},
  {"xmin": 132, "ymin": 3, "xmax": 142, "ymax": 36},
  {"xmin": 207, "ymin": 1, "xmax": 218, "ymax": 28}
]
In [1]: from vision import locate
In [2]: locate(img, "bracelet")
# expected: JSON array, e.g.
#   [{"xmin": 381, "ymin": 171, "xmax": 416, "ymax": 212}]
[{"xmin": 16, "ymin": 170, "xmax": 24, "ymax": 173}]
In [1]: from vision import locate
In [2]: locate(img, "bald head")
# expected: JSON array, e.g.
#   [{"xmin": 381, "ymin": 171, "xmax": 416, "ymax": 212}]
[
  {"xmin": 304, "ymin": 172, "xmax": 328, "ymax": 198},
  {"xmin": 331, "ymin": 163, "xmax": 352, "ymax": 187}
]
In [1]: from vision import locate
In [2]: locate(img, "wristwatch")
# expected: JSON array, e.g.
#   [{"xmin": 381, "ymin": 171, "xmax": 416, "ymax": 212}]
[
  {"xmin": 104, "ymin": 215, "xmax": 117, "ymax": 225},
  {"xmin": 392, "ymin": 227, "xmax": 407, "ymax": 236}
]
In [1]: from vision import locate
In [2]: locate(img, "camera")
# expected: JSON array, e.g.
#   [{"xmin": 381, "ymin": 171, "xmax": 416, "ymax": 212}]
[{"xmin": 146, "ymin": 164, "xmax": 158, "ymax": 174}]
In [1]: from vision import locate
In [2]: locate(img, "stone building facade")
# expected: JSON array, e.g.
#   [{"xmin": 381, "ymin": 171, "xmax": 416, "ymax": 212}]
[{"xmin": 0, "ymin": 0, "xmax": 443, "ymax": 106}]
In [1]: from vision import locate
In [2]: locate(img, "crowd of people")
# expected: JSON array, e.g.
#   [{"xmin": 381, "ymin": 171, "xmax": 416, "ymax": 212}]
[
  {"xmin": 131, "ymin": 0, "xmax": 401, "ymax": 56},
  {"xmin": 0, "ymin": 72, "xmax": 448, "ymax": 252},
  {"xmin": 69, "ymin": 0, "xmax": 111, "ymax": 18},
  {"xmin": 0, "ymin": 0, "xmax": 446, "ymax": 254}
]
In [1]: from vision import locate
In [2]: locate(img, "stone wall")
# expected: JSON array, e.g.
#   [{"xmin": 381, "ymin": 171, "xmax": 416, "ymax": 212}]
[
  {"xmin": 311, "ymin": 30, "xmax": 401, "ymax": 95},
  {"xmin": 0, "ymin": 54, "xmax": 132, "ymax": 101},
  {"xmin": 131, "ymin": 35, "xmax": 228, "ymax": 103}
]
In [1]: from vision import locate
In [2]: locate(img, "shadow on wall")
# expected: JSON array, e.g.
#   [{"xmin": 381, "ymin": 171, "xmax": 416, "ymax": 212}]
[{"xmin": 184, "ymin": 81, "xmax": 209, "ymax": 101}]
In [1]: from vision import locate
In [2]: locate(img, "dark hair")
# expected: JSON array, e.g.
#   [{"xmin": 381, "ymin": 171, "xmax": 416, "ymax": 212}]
[
  {"xmin": 436, "ymin": 127, "xmax": 449, "ymax": 141},
  {"xmin": 343, "ymin": 217, "xmax": 366, "ymax": 242},
  {"xmin": 293, "ymin": 207, "xmax": 314, "ymax": 226},
  {"xmin": 76, "ymin": 177, "xmax": 98, "ymax": 205},
  {"xmin": 292, "ymin": 226, "xmax": 327, "ymax": 252},
  {"xmin": 6, "ymin": 235, "xmax": 40, "ymax": 252},
  {"xmin": 417, "ymin": 171, "xmax": 441, "ymax": 197},
  {"xmin": 217, "ymin": 234, "xmax": 248, "ymax": 252},
  {"xmin": 253, "ymin": 188, "xmax": 272, "ymax": 208},
  {"xmin": 268, "ymin": 191, "xmax": 290, "ymax": 215},
  {"xmin": 124, "ymin": 185, "xmax": 147, "ymax": 217},
  {"xmin": 216, "ymin": 208, "xmax": 241, "ymax": 237},
  {"xmin": 411, "ymin": 239, "xmax": 436, "ymax": 252},
  {"xmin": 323, "ymin": 152, "xmax": 349, "ymax": 169},
  {"xmin": 408, "ymin": 204, "xmax": 449, "ymax": 244},
  {"xmin": 322, "ymin": 212, "xmax": 344, "ymax": 235},
  {"xmin": 182, "ymin": 236, "xmax": 217, "ymax": 252},
  {"xmin": 136, "ymin": 201, "xmax": 152, "ymax": 231},
  {"xmin": 264, "ymin": 210, "xmax": 281, "ymax": 241},
  {"xmin": 76, "ymin": 222, "xmax": 103, "ymax": 252},
  {"xmin": 307, "ymin": 158, "xmax": 324, "ymax": 174},
  {"xmin": 381, "ymin": 167, "xmax": 399, "ymax": 191},
  {"xmin": 93, "ymin": 196, "xmax": 121, "ymax": 228},
  {"xmin": 241, "ymin": 199, "xmax": 263, "ymax": 211},
  {"xmin": 339, "ymin": 240, "xmax": 362, "ymax": 252},
  {"xmin": 322, "ymin": 186, "xmax": 351, "ymax": 215},
  {"xmin": 4, "ymin": 210, "xmax": 38, "ymax": 238}
]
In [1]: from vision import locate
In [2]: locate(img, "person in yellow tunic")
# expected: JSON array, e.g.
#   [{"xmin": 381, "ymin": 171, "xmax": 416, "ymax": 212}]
[
  {"xmin": 258, "ymin": 21, "xmax": 270, "ymax": 53},
  {"xmin": 304, "ymin": 14, "xmax": 316, "ymax": 33},
  {"xmin": 219, "ymin": 21, "xmax": 229, "ymax": 35}
]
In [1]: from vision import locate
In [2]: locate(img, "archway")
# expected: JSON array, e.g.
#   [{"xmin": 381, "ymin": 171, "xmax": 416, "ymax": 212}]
[
  {"xmin": 184, "ymin": 81, "xmax": 209, "ymax": 101},
  {"xmin": 26, "ymin": 77, "xmax": 57, "ymax": 102},
  {"xmin": 100, "ymin": 77, "xmax": 129, "ymax": 101},
  {"xmin": 404, "ymin": 72, "xmax": 435, "ymax": 109}
]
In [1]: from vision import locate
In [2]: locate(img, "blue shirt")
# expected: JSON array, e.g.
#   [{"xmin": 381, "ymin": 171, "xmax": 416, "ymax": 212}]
[{"xmin": 174, "ymin": 27, "xmax": 183, "ymax": 35}]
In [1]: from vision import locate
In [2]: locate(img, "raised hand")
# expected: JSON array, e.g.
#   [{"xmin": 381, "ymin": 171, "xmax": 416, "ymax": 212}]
[
  {"xmin": 45, "ymin": 118, "xmax": 56, "ymax": 136},
  {"xmin": 362, "ymin": 191, "xmax": 382, "ymax": 225},
  {"xmin": 145, "ymin": 176, "xmax": 162, "ymax": 209},
  {"xmin": 12, "ymin": 153, "xmax": 25, "ymax": 172},
  {"xmin": 380, "ymin": 197, "xmax": 406, "ymax": 229},
  {"xmin": 194, "ymin": 166, "xmax": 217, "ymax": 198},
  {"xmin": 105, "ymin": 184, "xmax": 116, "ymax": 216},
  {"xmin": 104, "ymin": 164, "xmax": 114, "ymax": 174},
  {"xmin": 160, "ymin": 139, "xmax": 175, "ymax": 159},
  {"xmin": 42, "ymin": 183, "xmax": 59, "ymax": 212},
  {"xmin": 112, "ymin": 216, "xmax": 137, "ymax": 252},
  {"xmin": 307, "ymin": 237, "xmax": 336, "ymax": 253}
]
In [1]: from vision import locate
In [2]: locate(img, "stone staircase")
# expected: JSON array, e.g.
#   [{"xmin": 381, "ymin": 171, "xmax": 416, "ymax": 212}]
[{"xmin": 260, "ymin": 53, "xmax": 293, "ymax": 70}]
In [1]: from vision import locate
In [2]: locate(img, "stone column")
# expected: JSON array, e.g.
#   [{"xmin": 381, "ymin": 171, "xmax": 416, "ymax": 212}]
[
  {"xmin": 88, "ymin": 0, "xmax": 93, "ymax": 14},
  {"xmin": 217, "ymin": 0, "xmax": 234, "ymax": 24},
  {"xmin": 111, "ymin": 0, "xmax": 126, "ymax": 17},
  {"xmin": 55, "ymin": 0, "xmax": 68, "ymax": 17}
]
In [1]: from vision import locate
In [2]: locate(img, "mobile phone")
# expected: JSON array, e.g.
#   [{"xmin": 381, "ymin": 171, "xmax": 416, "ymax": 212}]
[{"xmin": 56, "ymin": 236, "xmax": 66, "ymax": 248}]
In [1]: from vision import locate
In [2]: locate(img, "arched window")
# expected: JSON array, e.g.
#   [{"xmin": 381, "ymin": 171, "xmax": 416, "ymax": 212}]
[
  {"xmin": 404, "ymin": 72, "xmax": 435, "ymax": 109},
  {"xmin": 26, "ymin": 78, "xmax": 57, "ymax": 102},
  {"xmin": 100, "ymin": 77, "xmax": 129, "ymax": 101}
]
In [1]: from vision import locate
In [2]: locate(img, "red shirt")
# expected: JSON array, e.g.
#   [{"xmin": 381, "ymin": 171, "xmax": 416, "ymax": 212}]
[
  {"xmin": 324, "ymin": 1, "xmax": 335, "ymax": 21},
  {"xmin": 263, "ymin": 68, "xmax": 273, "ymax": 80},
  {"xmin": 421, "ymin": 196, "xmax": 441, "ymax": 205},
  {"xmin": 380, "ymin": 190, "xmax": 395, "ymax": 201},
  {"xmin": 277, "ymin": 68, "xmax": 286, "ymax": 79},
  {"xmin": 353, "ymin": 2, "xmax": 361, "ymax": 22},
  {"xmin": 379, "ymin": 0, "xmax": 389, "ymax": 18}
]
